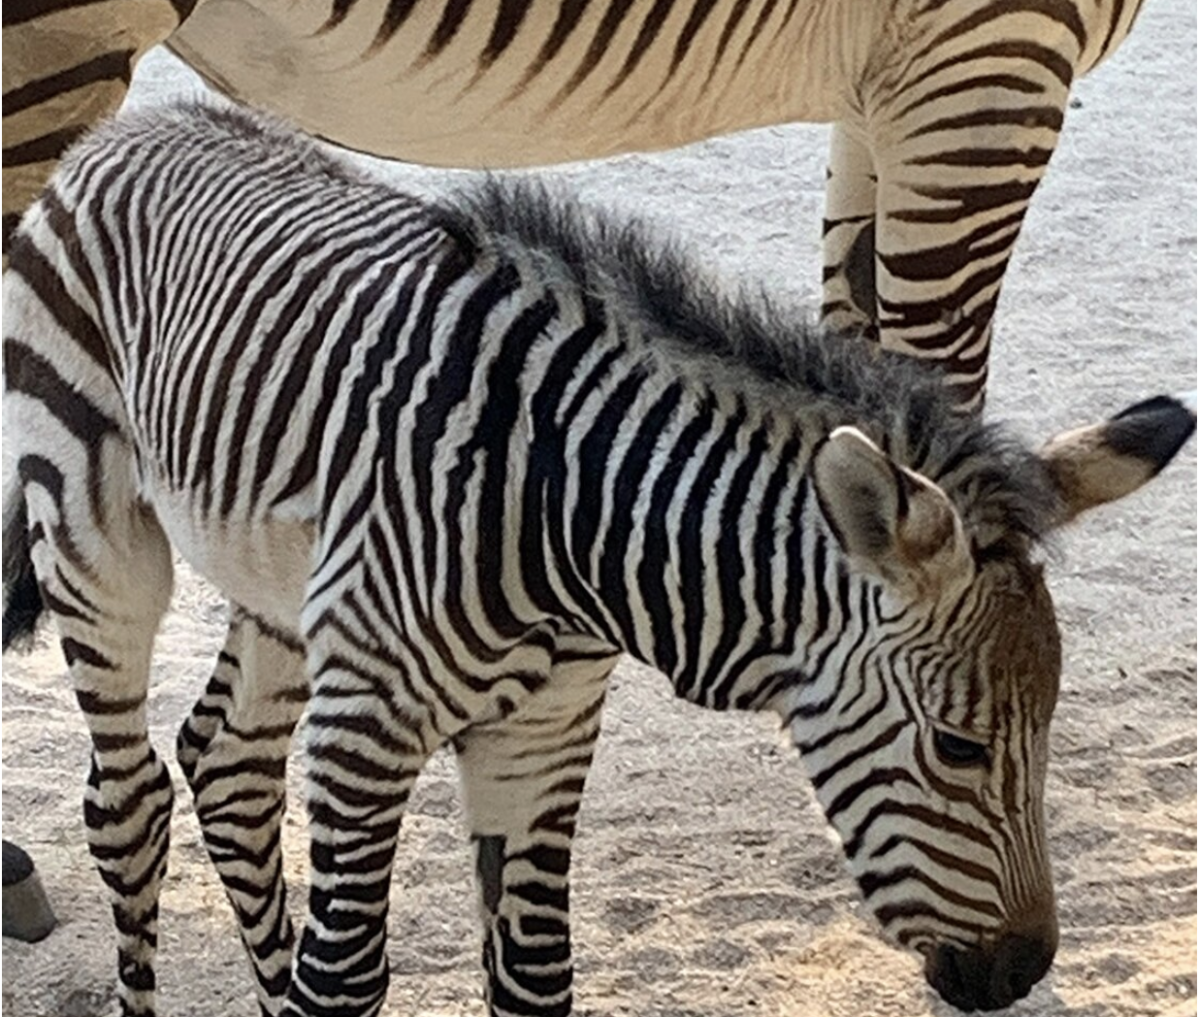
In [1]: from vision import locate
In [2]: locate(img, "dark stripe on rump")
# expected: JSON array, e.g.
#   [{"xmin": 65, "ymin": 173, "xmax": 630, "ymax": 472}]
[
  {"xmin": 916, "ymin": 41, "xmax": 1074, "ymax": 93},
  {"xmin": 6, "ymin": 238, "xmax": 111, "ymax": 370},
  {"xmin": 3, "ymin": 126, "xmax": 89, "ymax": 167},
  {"xmin": 3, "ymin": 0, "xmax": 111, "ymax": 27},
  {"xmin": 913, "ymin": 0, "xmax": 1085, "ymax": 64},
  {"xmin": 4, "ymin": 342, "xmax": 119, "ymax": 441},
  {"xmin": 3, "ymin": 49, "xmax": 134, "ymax": 114}
]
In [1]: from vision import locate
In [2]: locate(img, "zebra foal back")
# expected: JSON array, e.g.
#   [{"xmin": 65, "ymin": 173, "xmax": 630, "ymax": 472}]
[{"xmin": 3, "ymin": 102, "xmax": 1194, "ymax": 1017}]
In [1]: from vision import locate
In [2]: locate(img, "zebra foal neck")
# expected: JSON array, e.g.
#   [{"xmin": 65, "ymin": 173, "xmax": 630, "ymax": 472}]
[{"xmin": 4, "ymin": 100, "xmax": 1194, "ymax": 1017}]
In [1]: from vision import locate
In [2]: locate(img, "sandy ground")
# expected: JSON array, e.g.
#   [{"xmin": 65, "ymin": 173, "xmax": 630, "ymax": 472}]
[{"xmin": 1, "ymin": 1, "xmax": 1195, "ymax": 1014}]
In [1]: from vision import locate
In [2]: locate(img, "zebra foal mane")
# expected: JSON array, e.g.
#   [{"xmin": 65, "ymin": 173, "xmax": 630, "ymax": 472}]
[{"xmin": 447, "ymin": 175, "xmax": 1060, "ymax": 552}]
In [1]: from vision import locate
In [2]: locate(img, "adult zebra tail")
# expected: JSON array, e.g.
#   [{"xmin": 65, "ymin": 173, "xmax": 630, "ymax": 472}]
[{"xmin": 3, "ymin": 478, "xmax": 43, "ymax": 652}]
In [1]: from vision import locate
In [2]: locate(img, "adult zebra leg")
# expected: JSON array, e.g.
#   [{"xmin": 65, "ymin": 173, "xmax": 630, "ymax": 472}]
[
  {"xmin": 177, "ymin": 610, "xmax": 309, "ymax": 1016},
  {"xmin": 869, "ymin": 58, "xmax": 1072, "ymax": 413},
  {"xmin": 2, "ymin": 0, "xmax": 193, "ymax": 262},
  {"xmin": 821, "ymin": 122, "xmax": 878, "ymax": 339},
  {"xmin": 455, "ymin": 644, "xmax": 617, "ymax": 1017}
]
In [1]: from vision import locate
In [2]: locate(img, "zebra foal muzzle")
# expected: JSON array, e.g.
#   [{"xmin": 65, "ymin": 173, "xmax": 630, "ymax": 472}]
[{"xmin": 924, "ymin": 924, "xmax": 1058, "ymax": 1011}]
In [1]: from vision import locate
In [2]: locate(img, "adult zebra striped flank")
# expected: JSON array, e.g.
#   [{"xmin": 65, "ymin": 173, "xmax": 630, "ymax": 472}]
[
  {"xmin": 2, "ymin": 102, "xmax": 1193, "ymax": 1017},
  {"xmin": 3, "ymin": 0, "xmax": 1151, "ymax": 409}
]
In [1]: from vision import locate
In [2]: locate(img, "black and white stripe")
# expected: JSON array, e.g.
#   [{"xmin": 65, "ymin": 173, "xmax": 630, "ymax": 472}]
[
  {"xmin": 4, "ymin": 0, "xmax": 1150, "ymax": 408},
  {"xmin": 3, "ymin": 102, "xmax": 1193, "ymax": 1017}
]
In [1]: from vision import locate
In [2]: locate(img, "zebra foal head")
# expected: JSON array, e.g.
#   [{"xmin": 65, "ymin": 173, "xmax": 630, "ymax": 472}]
[{"xmin": 792, "ymin": 396, "xmax": 1196, "ymax": 1011}]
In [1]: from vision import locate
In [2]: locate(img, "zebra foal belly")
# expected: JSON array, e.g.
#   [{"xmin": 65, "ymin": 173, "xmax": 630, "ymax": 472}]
[{"xmin": 148, "ymin": 487, "xmax": 315, "ymax": 631}]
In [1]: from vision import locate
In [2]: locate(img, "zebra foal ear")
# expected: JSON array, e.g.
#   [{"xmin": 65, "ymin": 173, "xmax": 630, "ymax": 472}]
[
  {"xmin": 1039, "ymin": 392, "xmax": 1196, "ymax": 526},
  {"xmin": 811, "ymin": 426, "xmax": 971, "ymax": 597}
]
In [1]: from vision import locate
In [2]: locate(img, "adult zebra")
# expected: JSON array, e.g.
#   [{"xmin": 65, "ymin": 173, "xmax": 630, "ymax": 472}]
[
  {"xmin": 3, "ymin": 0, "xmax": 1149, "ymax": 409},
  {"xmin": 3, "ymin": 102, "xmax": 1193, "ymax": 1017}
]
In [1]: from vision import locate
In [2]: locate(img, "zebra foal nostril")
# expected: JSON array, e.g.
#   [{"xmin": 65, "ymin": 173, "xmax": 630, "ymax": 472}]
[
  {"xmin": 992, "ymin": 932, "xmax": 1056, "ymax": 1002},
  {"xmin": 925, "ymin": 943, "xmax": 982, "ymax": 1012}
]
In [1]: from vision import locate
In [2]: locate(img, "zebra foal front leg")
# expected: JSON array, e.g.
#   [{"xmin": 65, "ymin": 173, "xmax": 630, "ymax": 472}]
[
  {"xmin": 177, "ymin": 610, "xmax": 310, "ymax": 1016},
  {"xmin": 283, "ymin": 628, "xmax": 448, "ymax": 1017},
  {"xmin": 455, "ymin": 646, "xmax": 616, "ymax": 1017}
]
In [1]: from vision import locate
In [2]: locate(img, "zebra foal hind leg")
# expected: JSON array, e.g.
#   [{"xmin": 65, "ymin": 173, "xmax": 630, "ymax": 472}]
[
  {"xmin": 5, "ymin": 277, "xmax": 179, "ymax": 1013},
  {"xmin": 6, "ymin": 442, "xmax": 176, "ymax": 1012},
  {"xmin": 455, "ymin": 643, "xmax": 617, "ymax": 1017},
  {"xmin": 177, "ymin": 610, "xmax": 310, "ymax": 1016},
  {"xmin": 69, "ymin": 515, "xmax": 176, "ymax": 1017}
]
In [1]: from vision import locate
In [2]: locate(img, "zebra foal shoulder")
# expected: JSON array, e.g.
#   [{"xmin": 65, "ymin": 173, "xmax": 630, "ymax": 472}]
[
  {"xmin": 3, "ymin": 0, "xmax": 1156, "ymax": 407},
  {"xmin": 3, "ymin": 102, "xmax": 1194, "ymax": 1017}
]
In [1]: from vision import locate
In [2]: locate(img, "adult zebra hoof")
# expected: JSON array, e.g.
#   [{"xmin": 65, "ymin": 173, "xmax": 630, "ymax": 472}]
[{"xmin": 2, "ymin": 839, "xmax": 57, "ymax": 942}]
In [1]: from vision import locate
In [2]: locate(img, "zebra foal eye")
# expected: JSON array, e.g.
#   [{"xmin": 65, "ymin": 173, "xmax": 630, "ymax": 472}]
[{"xmin": 932, "ymin": 729, "xmax": 990, "ymax": 769}]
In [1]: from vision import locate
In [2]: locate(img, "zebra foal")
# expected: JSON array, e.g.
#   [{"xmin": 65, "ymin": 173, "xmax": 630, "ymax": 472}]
[{"xmin": 2, "ymin": 102, "xmax": 1194, "ymax": 1017}]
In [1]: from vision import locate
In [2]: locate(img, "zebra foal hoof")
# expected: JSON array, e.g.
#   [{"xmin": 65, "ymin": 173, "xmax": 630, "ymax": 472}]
[{"xmin": 2, "ymin": 839, "xmax": 57, "ymax": 942}]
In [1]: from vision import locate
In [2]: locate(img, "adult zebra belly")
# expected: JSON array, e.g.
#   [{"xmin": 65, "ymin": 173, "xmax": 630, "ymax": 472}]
[{"xmin": 168, "ymin": 0, "xmax": 865, "ymax": 166}]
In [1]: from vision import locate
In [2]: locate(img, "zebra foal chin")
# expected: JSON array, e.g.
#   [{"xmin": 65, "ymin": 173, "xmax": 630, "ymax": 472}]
[{"xmin": 2, "ymin": 101, "xmax": 1194, "ymax": 1017}]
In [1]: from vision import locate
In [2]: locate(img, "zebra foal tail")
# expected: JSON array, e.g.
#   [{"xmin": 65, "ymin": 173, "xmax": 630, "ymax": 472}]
[{"xmin": 3, "ymin": 477, "xmax": 43, "ymax": 652}]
